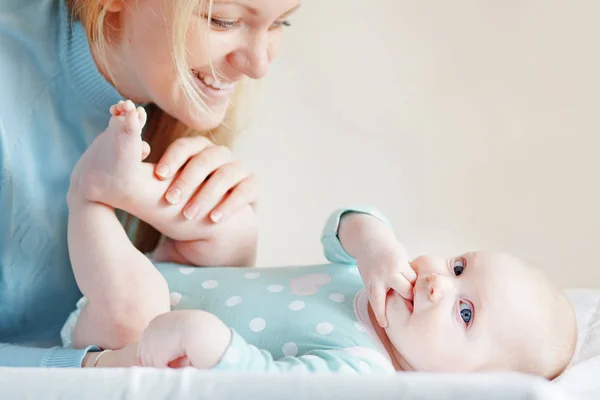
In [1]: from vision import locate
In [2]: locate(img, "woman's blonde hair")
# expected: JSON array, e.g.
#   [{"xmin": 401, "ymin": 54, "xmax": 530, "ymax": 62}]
[{"xmin": 67, "ymin": 0, "xmax": 251, "ymax": 253}]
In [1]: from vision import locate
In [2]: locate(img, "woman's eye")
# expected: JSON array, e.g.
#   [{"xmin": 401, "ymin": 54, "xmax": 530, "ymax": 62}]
[
  {"xmin": 453, "ymin": 259, "xmax": 465, "ymax": 276},
  {"xmin": 270, "ymin": 20, "xmax": 292, "ymax": 29},
  {"xmin": 459, "ymin": 301, "xmax": 473, "ymax": 325},
  {"xmin": 208, "ymin": 18, "xmax": 238, "ymax": 29}
]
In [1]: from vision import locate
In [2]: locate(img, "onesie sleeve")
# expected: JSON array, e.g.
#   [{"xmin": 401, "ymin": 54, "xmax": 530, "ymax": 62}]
[
  {"xmin": 212, "ymin": 330, "xmax": 395, "ymax": 375},
  {"xmin": 320, "ymin": 206, "xmax": 392, "ymax": 265}
]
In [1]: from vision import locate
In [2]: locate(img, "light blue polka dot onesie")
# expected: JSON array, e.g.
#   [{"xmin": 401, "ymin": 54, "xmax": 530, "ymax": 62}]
[{"xmin": 62, "ymin": 206, "xmax": 397, "ymax": 375}]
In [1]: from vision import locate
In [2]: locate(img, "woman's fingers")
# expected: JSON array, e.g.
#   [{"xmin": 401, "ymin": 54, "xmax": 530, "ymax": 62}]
[
  {"xmin": 155, "ymin": 136, "xmax": 213, "ymax": 181},
  {"xmin": 164, "ymin": 145, "xmax": 232, "ymax": 207}
]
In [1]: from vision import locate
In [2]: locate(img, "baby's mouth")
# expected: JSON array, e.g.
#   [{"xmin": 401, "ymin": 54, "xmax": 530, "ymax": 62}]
[{"xmin": 405, "ymin": 298, "xmax": 414, "ymax": 314}]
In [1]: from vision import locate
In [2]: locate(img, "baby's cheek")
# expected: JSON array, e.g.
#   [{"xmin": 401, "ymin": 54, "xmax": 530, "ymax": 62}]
[{"xmin": 393, "ymin": 317, "xmax": 450, "ymax": 368}]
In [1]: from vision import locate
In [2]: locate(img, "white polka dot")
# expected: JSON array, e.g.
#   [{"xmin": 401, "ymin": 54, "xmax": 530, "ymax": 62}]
[
  {"xmin": 179, "ymin": 267, "xmax": 195, "ymax": 275},
  {"xmin": 202, "ymin": 280, "xmax": 218, "ymax": 289},
  {"xmin": 349, "ymin": 268, "xmax": 360, "ymax": 275},
  {"xmin": 345, "ymin": 347, "xmax": 395, "ymax": 373},
  {"xmin": 329, "ymin": 293, "xmax": 345, "ymax": 303},
  {"xmin": 225, "ymin": 296, "xmax": 242, "ymax": 307},
  {"xmin": 288, "ymin": 301, "xmax": 305, "ymax": 311},
  {"xmin": 249, "ymin": 318, "xmax": 266, "ymax": 332},
  {"xmin": 316, "ymin": 322, "xmax": 334, "ymax": 335},
  {"xmin": 267, "ymin": 284, "xmax": 284, "ymax": 293},
  {"xmin": 358, "ymin": 361, "xmax": 371, "ymax": 374},
  {"xmin": 244, "ymin": 272, "xmax": 260, "ymax": 280},
  {"xmin": 354, "ymin": 322, "xmax": 366, "ymax": 333},
  {"xmin": 282, "ymin": 342, "xmax": 298, "ymax": 357},
  {"xmin": 169, "ymin": 292, "xmax": 182, "ymax": 307},
  {"xmin": 338, "ymin": 365, "xmax": 357, "ymax": 375},
  {"xmin": 222, "ymin": 347, "xmax": 239, "ymax": 365}
]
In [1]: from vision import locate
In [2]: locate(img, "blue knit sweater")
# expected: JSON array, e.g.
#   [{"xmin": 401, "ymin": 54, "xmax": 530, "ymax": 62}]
[{"xmin": 0, "ymin": 0, "xmax": 123, "ymax": 366}]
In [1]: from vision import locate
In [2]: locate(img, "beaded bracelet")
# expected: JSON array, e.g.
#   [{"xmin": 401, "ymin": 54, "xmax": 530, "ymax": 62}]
[{"xmin": 92, "ymin": 349, "xmax": 113, "ymax": 367}]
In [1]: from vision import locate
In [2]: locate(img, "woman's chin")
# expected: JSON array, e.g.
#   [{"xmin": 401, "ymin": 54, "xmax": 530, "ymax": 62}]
[{"xmin": 179, "ymin": 106, "xmax": 228, "ymax": 132}]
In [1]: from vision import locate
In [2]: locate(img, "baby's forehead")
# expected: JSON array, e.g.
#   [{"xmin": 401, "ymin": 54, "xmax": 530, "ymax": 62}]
[
  {"xmin": 466, "ymin": 252, "xmax": 546, "ymax": 309},
  {"xmin": 466, "ymin": 251, "xmax": 532, "ymax": 280}
]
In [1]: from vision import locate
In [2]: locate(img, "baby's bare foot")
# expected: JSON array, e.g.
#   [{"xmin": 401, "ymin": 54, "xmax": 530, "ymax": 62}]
[{"xmin": 69, "ymin": 100, "xmax": 149, "ymax": 207}]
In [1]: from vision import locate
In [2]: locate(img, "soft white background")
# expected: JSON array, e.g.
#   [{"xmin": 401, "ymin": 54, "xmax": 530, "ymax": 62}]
[{"xmin": 234, "ymin": 0, "xmax": 600, "ymax": 288}]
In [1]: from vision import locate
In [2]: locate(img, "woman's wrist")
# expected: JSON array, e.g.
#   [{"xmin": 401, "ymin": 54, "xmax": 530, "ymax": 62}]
[
  {"xmin": 82, "ymin": 351, "xmax": 98, "ymax": 368},
  {"xmin": 82, "ymin": 343, "xmax": 140, "ymax": 368}
]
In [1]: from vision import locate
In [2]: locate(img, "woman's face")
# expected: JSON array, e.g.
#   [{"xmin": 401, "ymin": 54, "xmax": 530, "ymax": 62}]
[{"xmin": 108, "ymin": 0, "xmax": 300, "ymax": 130}]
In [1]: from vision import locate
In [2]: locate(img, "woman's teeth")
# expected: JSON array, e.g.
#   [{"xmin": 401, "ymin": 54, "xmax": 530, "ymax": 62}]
[{"xmin": 195, "ymin": 72, "xmax": 234, "ymax": 91}]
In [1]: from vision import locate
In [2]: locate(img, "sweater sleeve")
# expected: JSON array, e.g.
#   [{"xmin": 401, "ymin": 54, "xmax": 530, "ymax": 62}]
[{"xmin": 0, "ymin": 343, "xmax": 99, "ymax": 367}]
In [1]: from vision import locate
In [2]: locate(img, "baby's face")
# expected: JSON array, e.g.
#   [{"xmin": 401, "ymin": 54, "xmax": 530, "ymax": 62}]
[{"xmin": 384, "ymin": 251, "xmax": 547, "ymax": 373}]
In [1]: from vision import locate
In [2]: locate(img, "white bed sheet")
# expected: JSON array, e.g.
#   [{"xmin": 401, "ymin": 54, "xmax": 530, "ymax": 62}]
[{"xmin": 1, "ymin": 289, "xmax": 598, "ymax": 400}]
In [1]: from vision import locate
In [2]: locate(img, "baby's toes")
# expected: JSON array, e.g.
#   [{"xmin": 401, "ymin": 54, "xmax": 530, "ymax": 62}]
[
  {"xmin": 123, "ymin": 109, "xmax": 142, "ymax": 135},
  {"xmin": 122, "ymin": 100, "xmax": 135, "ymax": 113},
  {"xmin": 136, "ymin": 107, "xmax": 148, "ymax": 127},
  {"xmin": 110, "ymin": 100, "xmax": 126, "ymax": 116},
  {"xmin": 141, "ymin": 141, "xmax": 151, "ymax": 160},
  {"xmin": 107, "ymin": 113, "xmax": 126, "ymax": 131}
]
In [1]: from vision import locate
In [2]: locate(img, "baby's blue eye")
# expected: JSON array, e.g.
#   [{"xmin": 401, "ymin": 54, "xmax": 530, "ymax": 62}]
[
  {"xmin": 453, "ymin": 259, "xmax": 464, "ymax": 276},
  {"xmin": 459, "ymin": 301, "xmax": 473, "ymax": 325}
]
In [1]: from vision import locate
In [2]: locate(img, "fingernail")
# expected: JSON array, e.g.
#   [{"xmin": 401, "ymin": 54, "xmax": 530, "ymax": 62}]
[
  {"xmin": 210, "ymin": 211, "xmax": 223, "ymax": 223},
  {"xmin": 156, "ymin": 164, "xmax": 169, "ymax": 179},
  {"xmin": 184, "ymin": 205, "xmax": 199, "ymax": 220},
  {"xmin": 166, "ymin": 188, "xmax": 181, "ymax": 204}
]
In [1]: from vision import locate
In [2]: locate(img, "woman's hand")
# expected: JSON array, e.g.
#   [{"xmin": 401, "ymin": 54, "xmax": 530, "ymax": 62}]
[{"xmin": 154, "ymin": 136, "xmax": 258, "ymax": 223}]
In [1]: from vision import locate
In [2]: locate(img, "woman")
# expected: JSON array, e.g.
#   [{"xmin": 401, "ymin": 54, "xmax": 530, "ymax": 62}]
[{"xmin": 0, "ymin": 0, "xmax": 299, "ymax": 367}]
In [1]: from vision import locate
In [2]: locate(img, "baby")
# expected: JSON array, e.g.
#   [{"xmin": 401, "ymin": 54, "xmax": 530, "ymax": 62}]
[{"xmin": 63, "ymin": 101, "xmax": 577, "ymax": 378}]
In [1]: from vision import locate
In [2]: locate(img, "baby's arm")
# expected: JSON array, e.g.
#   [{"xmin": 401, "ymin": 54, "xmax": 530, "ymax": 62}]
[
  {"xmin": 321, "ymin": 206, "xmax": 416, "ymax": 327},
  {"xmin": 321, "ymin": 206, "xmax": 402, "ymax": 265},
  {"xmin": 212, "ymin": 332, "xmax": 396, "ymax": 374},
  {"xmin": 137, "ymin": 311, "xmax": 395, "ymax": 374}
]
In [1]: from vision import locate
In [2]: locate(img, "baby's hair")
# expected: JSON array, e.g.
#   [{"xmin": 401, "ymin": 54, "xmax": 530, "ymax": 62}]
[
  {"xmin": 499, "ymin": 261, "xmax": 577, "ymax": 379},
  {"xmin": 546, "ymin": 287, "xmax": 578, "ymax": 378},
  {"xmin": 67, "ymin": 0, "xmax": 255, "ymax": 252}
]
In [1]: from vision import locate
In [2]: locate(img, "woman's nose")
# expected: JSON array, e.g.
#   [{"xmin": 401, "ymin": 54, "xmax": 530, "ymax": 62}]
[{"xmin": 230, "ymin": 32, "xmax": 271, "ymax": 79}]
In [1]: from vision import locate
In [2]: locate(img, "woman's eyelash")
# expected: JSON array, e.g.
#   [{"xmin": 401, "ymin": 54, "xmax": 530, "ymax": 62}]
[
  {"xmin": 269, "ymin": 20, "xmax": 292, "ymax": 30},
  {"xmin": 209, "ymin": 18, "xmax": 238, "ymax": 29},
  {"xmin": 204, "ymin": 16, "xmax": 291, "ymax": 30}
]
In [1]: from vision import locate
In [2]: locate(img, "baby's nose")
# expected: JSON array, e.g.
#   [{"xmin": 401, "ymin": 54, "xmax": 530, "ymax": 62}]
[{"xmin": 426, "ymin": 273, "xmax": 452, "ymax": 303}]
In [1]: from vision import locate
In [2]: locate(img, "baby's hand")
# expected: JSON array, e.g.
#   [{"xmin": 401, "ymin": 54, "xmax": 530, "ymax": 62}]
[
  {"xmin": 137, "ymin": 310, "xmax": 231, "ymax": 369},
  {"xmin": 357, "ymin": 241, "xmax": 416, "ymax": 328}
]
